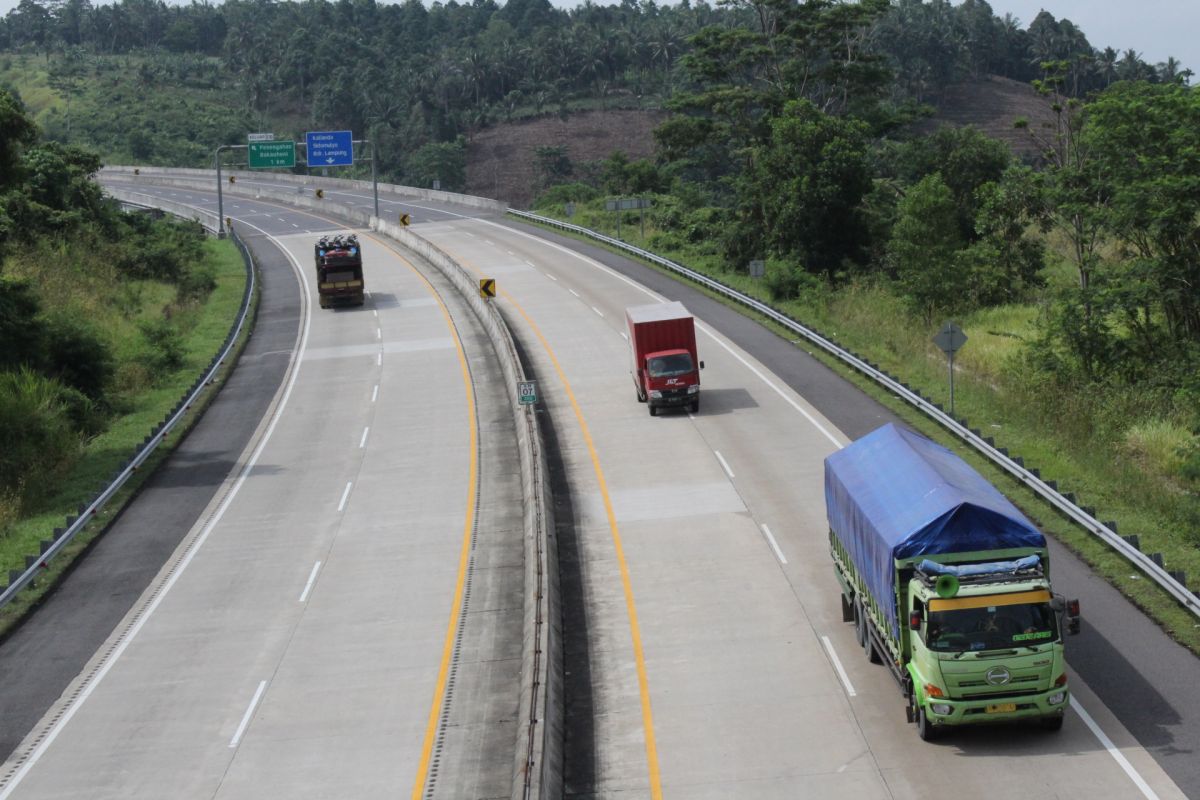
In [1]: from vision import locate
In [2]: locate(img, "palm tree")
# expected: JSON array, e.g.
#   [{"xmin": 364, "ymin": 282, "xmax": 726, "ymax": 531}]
[{"xmin": 1094, "ymin": 47, "xmax": 1118, "ymax": 87}]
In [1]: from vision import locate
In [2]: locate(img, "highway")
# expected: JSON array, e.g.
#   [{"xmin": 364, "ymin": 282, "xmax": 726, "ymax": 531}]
[
  {"xmin": 2, "ymin": 171, "xmax": 1195, "ymax": 798},
  {"xmin": 0, "ymin": 195, "xmax": 522, "ymax": 798}
]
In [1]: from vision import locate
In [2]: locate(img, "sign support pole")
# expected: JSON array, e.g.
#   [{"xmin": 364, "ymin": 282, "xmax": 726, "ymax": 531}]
[
  {"xmin": 215, "ymin": 145, "xmax": 229, "ymax": 238},
  {"xmin": 949, "ymin": 348, "xmax": 955, "ymax": 416}
]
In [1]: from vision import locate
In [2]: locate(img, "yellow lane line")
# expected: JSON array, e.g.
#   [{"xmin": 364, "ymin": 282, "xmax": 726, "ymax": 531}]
[
  {"xmin": 361, "ymin": 233, "xmax": 479, "ymax": 800},
  {"xmin": 445, "ymin": 243, "xmax": 663, "ymax": 798}
]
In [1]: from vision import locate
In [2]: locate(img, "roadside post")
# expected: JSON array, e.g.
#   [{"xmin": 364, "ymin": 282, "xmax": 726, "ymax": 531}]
[{"xmin": 932, "ymin": 321, "xmax": 968, "ymax": 416}]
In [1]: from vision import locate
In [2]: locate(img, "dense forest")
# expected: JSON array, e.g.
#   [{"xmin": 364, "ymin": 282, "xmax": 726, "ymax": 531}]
[
  {"xmin": 0, "ymin": 0, "xmax": 1189, "ymax": 181},
  {"xmin": 1, "ymin": 0, "xmax": 1197, "ymax": 539}
]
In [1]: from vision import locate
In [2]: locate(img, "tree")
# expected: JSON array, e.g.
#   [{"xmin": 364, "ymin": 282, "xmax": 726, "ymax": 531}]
[
  {"xmin": 745, "ymin": 99, "xmax": 872, "ymax": 276},
  {"xmin": 886, "ymin": 125, "xmax": 1011, "ymax": 242},
  {"xmin": 1082, "ymin": 81, "xmax": 1200, "ymax": 346},
  {"xmin": 0, "ymin": 89, "xmax": 39, "ymax": 192},
  {"xmin": 404, "ymin": 138, "xmax": 467, "ymax": 191},
  {"xmin": 888, "ymin": 173, "xmax": 965, "ymax": 324}
]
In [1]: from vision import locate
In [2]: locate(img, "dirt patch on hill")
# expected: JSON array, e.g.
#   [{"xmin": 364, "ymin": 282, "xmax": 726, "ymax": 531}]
[
  {"xmin": 466, "ymin": 76, "xmax": 1056, "ymax": 207},
  {"xmin": 913, "ymin": 74, "xmax": 1059, "ymax": 161},
  {"xmin": 465, "ymin": 109, "xmax": 666, "ymax": 209}
]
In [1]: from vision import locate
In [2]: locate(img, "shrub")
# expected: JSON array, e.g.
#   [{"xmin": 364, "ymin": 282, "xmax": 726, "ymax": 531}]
[
  {"xmin": 534, "ymin": 182, "xmax": 599, "ymax": 209},
  {"xmin": 0, "ymin": 368, "xmax": 82, "ymax": 499},
  {"xmin": 137, "ymin": 318, "xmax": 185, "ymax": 376},
  {"xmin": 42, "ymin": 312, "xmax": 113, "ymax": 402}
]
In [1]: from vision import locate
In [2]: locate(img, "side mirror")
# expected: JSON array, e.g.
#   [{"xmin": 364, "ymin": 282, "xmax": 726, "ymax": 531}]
[
  {"xmin": 1067, "ymin": 599, "xmax": 1081, "ymax": 635},
  {"xmin": 908, "ymin": 610, "xmax": 922, "ymax": 631},
  {"xmin": 1049, "ymin": 595, "xmax": 1066, "ymax": 613},
  {"xmin": 699, "ymin": 360, "xmax": 705, "ymax": 370}
]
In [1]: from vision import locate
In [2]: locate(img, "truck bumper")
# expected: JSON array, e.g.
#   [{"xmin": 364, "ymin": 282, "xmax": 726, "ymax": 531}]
[
  {"xmin": 648, "ymin": 389, "xmax": 698, "ymax": 408},
  {"xmin": 924, "ymin": 687, "xmax": 1069, "ymax": 726}
]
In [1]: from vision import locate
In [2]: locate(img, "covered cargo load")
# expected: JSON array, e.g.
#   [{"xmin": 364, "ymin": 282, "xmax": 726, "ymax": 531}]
[{"xmin": 824, "ymin": 423, "xmax": 1044, "ymax": 638}]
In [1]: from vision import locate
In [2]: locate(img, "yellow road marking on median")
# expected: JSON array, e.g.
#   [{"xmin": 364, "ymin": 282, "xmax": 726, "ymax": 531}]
[
  {"xmin": 361, "ymin": 233, "xmax": 478, "ymax": 800},
  {"xmin": 446, "ymin": 243, "xmax": 663, "ymax": 798}
]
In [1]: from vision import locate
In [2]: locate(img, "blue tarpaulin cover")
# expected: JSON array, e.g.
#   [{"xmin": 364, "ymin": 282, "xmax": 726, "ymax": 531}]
[{"xmin": 825, "ymin": 423, "xmax": 1045, "ymax": 637}]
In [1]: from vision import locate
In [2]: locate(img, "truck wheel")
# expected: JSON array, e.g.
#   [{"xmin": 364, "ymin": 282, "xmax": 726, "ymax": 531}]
[
  {"xmin": 1040, "ymin": 714, "xmax": 1064, "ymax": 732},
  {"xmin": 689, "ymin": 399, "xmax": 699, "ymax": 414},
  {"xmin": 917, "ymin": 706, "xmax": 940, "ymax": 742},
  {"xmin": 863, "ymin": 621, "xmax": 881, "ymax": 664},
  {"xmin": 649, "ymin": 405, "xmax": 658, "ymax": 417},
  {"xmin": 840, "ymin": 593, "xmax": 854, "ymax": 623}
]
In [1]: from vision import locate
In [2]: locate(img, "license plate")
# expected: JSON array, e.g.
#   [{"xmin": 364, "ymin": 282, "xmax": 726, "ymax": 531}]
[{"xmin": 985, "ymin": 703, "xmax": 1017, "ymax": 714}]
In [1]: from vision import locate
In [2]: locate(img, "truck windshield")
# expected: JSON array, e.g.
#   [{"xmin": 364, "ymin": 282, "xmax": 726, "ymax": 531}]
[
  {"xmin": 926, "ymin": 602, "xmax": 1058, "ymax": 652},
  {"xmin": 646, "ymin": 353, "xmax": 694, "ymax": 377}
]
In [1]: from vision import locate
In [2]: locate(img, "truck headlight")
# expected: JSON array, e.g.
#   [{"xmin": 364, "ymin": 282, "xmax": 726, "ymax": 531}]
[
  {"xmin": 648, "ymin": 390, "xmax": 662, "ymax": 399},
  {"xmin": 1047, "ymin": 692, "xmax": 1066, "ymax": 706},
  {"xmin": 930, "ymin": 703, "xmax": 952, "ymax": 716},
  {"xmin": 687, "ymin": 384, "xmax": 699, "ymax": 394}
]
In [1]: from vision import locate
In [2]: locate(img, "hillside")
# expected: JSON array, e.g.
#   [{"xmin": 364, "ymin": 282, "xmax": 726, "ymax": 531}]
[
  {"xmin": 465, "ymin": 109, "xmax": 667, "ymax": 209},
  {"xmin": 913, "ymin": 74, "xmax": 1060, "ymax": 160},
  {"xmin": 465, "ymin": 76, "xmax": 1058, "ymax": 209}
]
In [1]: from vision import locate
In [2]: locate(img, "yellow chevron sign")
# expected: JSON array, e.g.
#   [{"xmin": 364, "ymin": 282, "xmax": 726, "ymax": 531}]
[{"xmin": 479, "ymin": 278, "xmax": 496, "ymax": 299}]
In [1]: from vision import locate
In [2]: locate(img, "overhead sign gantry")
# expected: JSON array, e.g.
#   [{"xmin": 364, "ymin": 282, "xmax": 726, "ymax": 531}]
[{"xmin": 213, "ymin": 131, "xmax": 378, "ymax": 236}]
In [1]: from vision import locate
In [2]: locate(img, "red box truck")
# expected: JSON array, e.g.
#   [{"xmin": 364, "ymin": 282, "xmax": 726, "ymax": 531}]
[{"xmin": 626, "ymin": 301, "xmax": 704, "ymax": 416}]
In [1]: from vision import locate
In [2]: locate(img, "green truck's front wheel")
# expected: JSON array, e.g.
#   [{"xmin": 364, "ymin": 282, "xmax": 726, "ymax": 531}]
[
  {"xmin": 1040, "ymin": 714, "xmax": 1064, "ymax": 732},
  {"xmin": 917, "ymin": 705, "xmax": 940, "ymax": 741}
]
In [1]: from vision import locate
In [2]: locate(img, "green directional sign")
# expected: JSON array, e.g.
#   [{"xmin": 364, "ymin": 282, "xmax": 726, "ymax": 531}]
[{"xmin": 248, "ymin": 140, "xmax": 296, "ymax": 169}]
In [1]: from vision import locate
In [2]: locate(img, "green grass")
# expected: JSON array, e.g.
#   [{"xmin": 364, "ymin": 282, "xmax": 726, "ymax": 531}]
[
  {"xmin": 0, "ymin": 238, "xmax": 251, "ymax": 634},
  {"xmin": 520, "ymin": 207, "xmax": 1200, "ymax": 653}
]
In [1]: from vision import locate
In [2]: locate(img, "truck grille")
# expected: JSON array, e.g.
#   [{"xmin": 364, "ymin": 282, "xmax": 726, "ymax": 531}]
[{"xmin": 956, "ymin": 674, "xmax": 1043, "ymax": 698}]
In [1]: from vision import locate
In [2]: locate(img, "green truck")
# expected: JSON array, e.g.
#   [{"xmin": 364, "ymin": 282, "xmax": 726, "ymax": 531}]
[{"xmin": 826, "ymin": 423, "xmax": 1080, "ymax": 740}]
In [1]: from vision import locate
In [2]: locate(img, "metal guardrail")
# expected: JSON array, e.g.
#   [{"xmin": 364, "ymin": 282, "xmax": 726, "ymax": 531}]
[
  {"xmin": 0, "ymin": 211, "xmax": 257, "ymax": 610},
  {"xmin": 507, "ymin": 208, "xmax": 1200, "ymax": 620}
]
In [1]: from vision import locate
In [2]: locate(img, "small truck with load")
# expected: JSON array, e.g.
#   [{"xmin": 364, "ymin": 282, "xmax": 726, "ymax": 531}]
[
  {"xmin": 314, "ymin": 233, "xmax": 365, "ymax": 308},
  {"xmin": 825, "ymin": 423, "xmax": 1080, "ymax": 740},
  {"xmin": 625, "ymin": 301, "xmax": 703, "ymax": 416}
]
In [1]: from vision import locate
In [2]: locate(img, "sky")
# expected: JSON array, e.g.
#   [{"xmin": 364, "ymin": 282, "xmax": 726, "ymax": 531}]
[{"xmin": 1, "ymin": 0, "xmax": 1196, "ymax": 76}]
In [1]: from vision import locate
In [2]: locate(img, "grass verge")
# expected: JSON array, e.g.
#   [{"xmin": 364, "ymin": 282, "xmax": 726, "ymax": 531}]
[{"xmin": 0, "ymin": 237, "xmax": 255, "ymax": 638}]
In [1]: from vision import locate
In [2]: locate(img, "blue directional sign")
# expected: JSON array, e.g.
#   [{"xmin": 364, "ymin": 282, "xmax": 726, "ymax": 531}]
[{"xmin": 305, "ymin": 130, "xmax": 354, "ymax": 167}]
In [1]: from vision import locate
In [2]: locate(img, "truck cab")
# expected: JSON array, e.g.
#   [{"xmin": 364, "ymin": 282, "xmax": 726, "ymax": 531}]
[
  {"xmin": 901, "ymin": 557, "xmax": 1079, "ymax": 739},
  {"xmin": 640, "ymin": 348, "xmax": 701, "ymax": 413}
]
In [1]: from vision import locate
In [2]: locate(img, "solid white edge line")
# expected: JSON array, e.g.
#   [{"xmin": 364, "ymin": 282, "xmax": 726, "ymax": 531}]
[
  {"xmin": 821, "ymin": 636, "xmax": 857, "ymax": 697},
  {"xmin": 298, "ymin": 561, "xmax": 322, "ymax": 603},
  {"xmin": 0, "ymin": 218, "xmax": 311, "ymax": 798},
  {"xmin": 229, "ymin": 680, "xmax": 268, "ymax": 748},
  {"xmin": 372, "ymin": 385, "xmax": 379, "ymax": 403},
  {"xmin": 1072, "ymin": 698, "xmax": 1161, "ymax": 800},
  {"xmin": 359, "ymin": 427, "xmax": 370, "ymax": 448},
  {"xmin": 472, "ymin": 217, "xmax": 845, "ymax": 448},
  {"xmin": 759, "ymin": 523, "xmax": 787, "ymax": 564},
  {"xmin": 698, "ymin": 322, "xmax": 843, "ymax": 449},
  {"xmin": 337, "ymin": 481, "xmax": 353, "ymax": 512},
  {"xmin": 592, "ymin": 306, "xmax": 604, "ymax": 318},
  {"xmin": 714, "ymin": 450, "xmax": 735, "ymax": 479}
]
